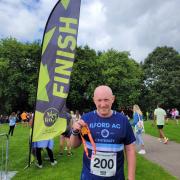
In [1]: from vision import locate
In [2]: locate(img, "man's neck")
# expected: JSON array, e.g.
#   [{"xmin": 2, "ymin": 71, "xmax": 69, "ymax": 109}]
[{"xmin": 96, "ymin": 110, "xmax": 113, "ymax": 118}]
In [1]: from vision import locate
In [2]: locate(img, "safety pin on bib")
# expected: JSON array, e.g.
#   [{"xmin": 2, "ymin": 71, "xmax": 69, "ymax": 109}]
[{"xmin": 80, "ymin": 124, "xmax": 96, "ymax": 159}]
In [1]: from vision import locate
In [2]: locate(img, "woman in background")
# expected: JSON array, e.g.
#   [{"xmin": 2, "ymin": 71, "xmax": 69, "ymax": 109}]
[
  {"xmin": 33, "ymin": 139, "xmax": 57, "ymax": 168},
  {"xmin": 29, "ymin": 118, "xmax": 57, "ymax": 168},
  {"xmin": 8, "ymin": 112, "xmax": 16, "ymax": 136},
  {"xmin": 132, "ymin": 104, "xmax": 146, "ymax": 154}
]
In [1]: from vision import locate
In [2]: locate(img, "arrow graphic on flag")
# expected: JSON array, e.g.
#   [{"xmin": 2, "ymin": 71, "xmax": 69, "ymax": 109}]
[{"xmin": 61, "ymin": 0, "xmax": 70, "ymax": 10}]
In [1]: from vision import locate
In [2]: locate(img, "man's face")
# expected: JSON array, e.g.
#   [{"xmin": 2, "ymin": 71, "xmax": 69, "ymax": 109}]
[{"xmin": 93, "ymin": 87, "xmax": 115, "ymax": 117}]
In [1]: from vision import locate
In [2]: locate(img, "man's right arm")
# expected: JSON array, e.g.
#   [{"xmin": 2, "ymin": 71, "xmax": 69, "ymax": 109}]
[{"xmin": 125, "ymin": 143, "xmax": 136, "ymax": 180}]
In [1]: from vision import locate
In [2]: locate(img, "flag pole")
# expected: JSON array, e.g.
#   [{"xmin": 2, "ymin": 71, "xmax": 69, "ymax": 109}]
[{"xmin": 28, "ymin": 115, "xmax": 35, "ymax": 167}]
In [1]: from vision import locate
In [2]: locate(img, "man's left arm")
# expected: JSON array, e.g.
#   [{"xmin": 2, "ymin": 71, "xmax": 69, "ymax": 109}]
[{"xmin": 125, "ymin": 143, "xmax": 136, "ymax": 180}]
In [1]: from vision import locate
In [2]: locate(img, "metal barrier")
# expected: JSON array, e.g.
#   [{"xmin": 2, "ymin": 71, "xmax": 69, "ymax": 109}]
[{"xmin": 0, "ymin": 133, "xmax": 9, "ymax": 180}]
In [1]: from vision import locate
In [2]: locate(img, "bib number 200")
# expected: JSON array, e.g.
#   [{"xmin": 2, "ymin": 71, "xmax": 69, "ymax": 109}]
[
  {"xmin": 94, "ymin": 158, "xmax": 114, "ymax": 169},
  {"xmin": 90, "ymin": 151, "xmax": 117, "ymax": 177}
]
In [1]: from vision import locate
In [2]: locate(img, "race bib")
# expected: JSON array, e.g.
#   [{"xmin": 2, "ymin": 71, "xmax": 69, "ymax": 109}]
[{"xmin": 90, "ymin": 151, "xmax": 117, "ymax": 177}]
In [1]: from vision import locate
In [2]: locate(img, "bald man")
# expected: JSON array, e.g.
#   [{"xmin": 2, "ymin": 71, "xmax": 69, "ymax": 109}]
[{"xmin": 70, "ymin": 85, "xmax": 136, "ymax": 180}]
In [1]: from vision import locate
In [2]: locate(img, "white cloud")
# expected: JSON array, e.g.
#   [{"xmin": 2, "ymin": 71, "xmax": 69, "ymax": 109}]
[
  {"xmin": 0, "ymin": 0, "xmax": 180, "ymax": 62},
  {"xmin": 78, "ymin": 0, "xmax": 111, "ymax": 50},
  {"xmin": 0, "ymin": 0, "xmax": 55, "ymax": 41}
]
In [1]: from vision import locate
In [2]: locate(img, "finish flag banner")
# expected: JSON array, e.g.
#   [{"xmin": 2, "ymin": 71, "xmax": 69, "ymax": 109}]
[{"xmin": 33, "ymin": 0, "xmax": 81, "ymax": 142}]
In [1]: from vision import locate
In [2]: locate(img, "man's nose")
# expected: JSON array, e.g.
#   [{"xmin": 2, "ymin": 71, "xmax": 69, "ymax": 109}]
[{"xmin": 100, "ymin": 101, "xmax": 107, "ymax": 107}]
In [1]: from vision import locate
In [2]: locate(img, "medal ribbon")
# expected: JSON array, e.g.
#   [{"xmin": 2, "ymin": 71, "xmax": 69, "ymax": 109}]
[{"xmin": 80, "ymin": 124, "xmax": 96, "ymax": 159}]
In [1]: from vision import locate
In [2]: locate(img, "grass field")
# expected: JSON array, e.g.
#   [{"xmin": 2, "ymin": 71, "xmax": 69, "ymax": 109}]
[
  {"xmin": 0, "ymin": 121, "xmax": 179, "ymax": 180},
  {"xmin": 144, "ymin": 119, "xmax": 180, "ymax": 143}
]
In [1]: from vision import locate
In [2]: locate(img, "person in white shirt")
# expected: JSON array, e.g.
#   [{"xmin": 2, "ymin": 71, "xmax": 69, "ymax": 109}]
[{"xmin": 154, "ymin": 104, "xmax": 168, "ymax": 144}]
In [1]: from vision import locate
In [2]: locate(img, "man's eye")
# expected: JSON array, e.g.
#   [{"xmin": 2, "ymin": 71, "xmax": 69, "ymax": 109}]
[{"xmin": 104, "ymin": 99, "xmax": 109, "ymax": 102}]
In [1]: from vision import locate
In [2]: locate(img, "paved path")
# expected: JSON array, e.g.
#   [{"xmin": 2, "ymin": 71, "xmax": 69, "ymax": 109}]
[
  {"xmin": 139, "ymin": 134, "xmax": 180, "ymax": 179},
  {"xmin": 0, "ymin": 171, "xmax": 17, "ymax": 180}
]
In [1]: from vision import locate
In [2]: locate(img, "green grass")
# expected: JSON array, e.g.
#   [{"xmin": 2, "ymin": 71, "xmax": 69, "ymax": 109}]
[
  {"xmin": 0, "ymin": 123, "xmax": 178, "ymax": 180},
  {"xmin": 144, "ymin": 119, "xmax": 180, "ymax": 143}
]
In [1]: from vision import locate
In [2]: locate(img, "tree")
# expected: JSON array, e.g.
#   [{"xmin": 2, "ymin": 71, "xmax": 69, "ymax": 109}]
[
  {"xmin": 0, "ymin": 38, "xmax": 41, "ymax": 114},
  {"xmin": 96, "ymin": 49, "xmax": 143, "ymax": 109},
  {"xmin": 67, "ymin": 48, "xmax": 143, "ymax": 112},
  {"xmin": 67, "ymin": 46, "xmax": 99, "ymax": 112},
  {"xmin": 141, "ymin": 46, "xmax": 180, "ymax": 111}
]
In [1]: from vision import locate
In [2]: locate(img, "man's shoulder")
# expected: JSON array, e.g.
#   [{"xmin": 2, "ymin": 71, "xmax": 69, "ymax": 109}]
[
  {"xmin": 113, "ymin": 111, "xmax": 129, "ymax": 122},
  {"xmin": 82, "ymin": 110, "xmax": 127, "ymax": 120},
  {"xmin": 114, "ymin": 111, "xmax": 125, "ymax": 117}
]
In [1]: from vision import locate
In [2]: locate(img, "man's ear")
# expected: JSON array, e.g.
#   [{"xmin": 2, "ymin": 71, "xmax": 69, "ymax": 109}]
[{"xmin": 112, "ymin": 95, "xmax": 115, "ymax": 102}]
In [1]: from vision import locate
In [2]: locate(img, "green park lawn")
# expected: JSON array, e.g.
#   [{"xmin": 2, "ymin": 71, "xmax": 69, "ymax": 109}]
[
  {"xmin": 0, "ymin": 121, "xmax": 179, "ymax": 180},
  {"xmin": 144, "ymin": 119, "xmax": 180, "ymax": 143}
]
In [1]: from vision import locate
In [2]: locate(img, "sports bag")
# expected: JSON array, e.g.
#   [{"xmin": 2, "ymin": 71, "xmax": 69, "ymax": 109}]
[{"xmin": 135, "ymin": 113, "xmax": 145, "ymax": 133}]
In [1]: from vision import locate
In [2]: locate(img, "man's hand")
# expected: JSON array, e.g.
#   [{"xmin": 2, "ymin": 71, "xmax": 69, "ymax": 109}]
[
  {"xmin": 72, "ymin": 119, "xmax": 86, "ymax": 132},
  {"xmin": 70, "ymin": 119, "xmax": 86, "ymax": 148}
]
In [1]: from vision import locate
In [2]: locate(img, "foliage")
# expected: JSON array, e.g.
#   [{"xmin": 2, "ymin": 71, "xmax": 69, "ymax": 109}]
[
  {"xmin": 67, "ymin": 48, "xmax": 143, "ymax": 112},
  {"xmin": 141, "ymin": 46, "xmax": 180, "ymax": 111},
  {"xmin": 0, "ymin": 38, "xmax": 41, "ymax": 114},
  {"xmin": 96, "ymin": 49, "xmax": 143, "ymax": 108},
  {"xmin": 0, "ymin": 38, "xmax": 179, "ymax": 114},
  {"xmin": 67, "ymin": 46, "xmax": 99, "ymax": 112}
]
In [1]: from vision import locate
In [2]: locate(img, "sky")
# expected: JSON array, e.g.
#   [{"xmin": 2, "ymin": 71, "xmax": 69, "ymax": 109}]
[{"xmin": 0, "ymin": 0, "xmax": 180, "ymax": 62}]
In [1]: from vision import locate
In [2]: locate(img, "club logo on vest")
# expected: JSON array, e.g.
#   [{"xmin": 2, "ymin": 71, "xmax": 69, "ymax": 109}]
[
  {"xmin": 101, "ymin": 129, "xmax": 109, "ymax": 138},
  {"xmin": 44, "ymin": 108, "xmax": 59, "ymax": 127}
]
